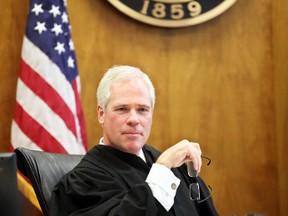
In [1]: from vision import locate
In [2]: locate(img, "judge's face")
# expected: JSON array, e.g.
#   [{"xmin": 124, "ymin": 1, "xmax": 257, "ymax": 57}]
[{"xmin": 98, "ymin": 77, "xmax": 153, "ymax": 155}]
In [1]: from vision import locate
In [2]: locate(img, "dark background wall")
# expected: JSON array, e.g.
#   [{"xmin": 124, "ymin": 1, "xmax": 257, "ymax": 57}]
[{"xmin": 0, "ymin": 1, "xmax": 287, "ymax": 215}]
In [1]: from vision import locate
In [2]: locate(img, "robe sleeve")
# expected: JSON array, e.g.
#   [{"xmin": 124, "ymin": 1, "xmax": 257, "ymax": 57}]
[{"xmin": 49, "ymin": 165, "xmax": 169, "ymax": 216}]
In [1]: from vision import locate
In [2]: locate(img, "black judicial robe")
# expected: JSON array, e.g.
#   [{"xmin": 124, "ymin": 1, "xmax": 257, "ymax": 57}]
[{"xmin": 49, "ymin": 144, "xmax": 218, "ymax": 216}]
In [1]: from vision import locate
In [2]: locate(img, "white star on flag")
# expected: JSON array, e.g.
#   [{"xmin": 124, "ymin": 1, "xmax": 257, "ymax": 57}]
[
  {"xmin": 62, "ymin": 12, "xmax": 69, "ymax": 23},
  {"xmin": 34, "ymin": 21, "xmax": 47, "ymax": 34},
  {"xmin": 67, "ymin": 56, "xmax": 75, "ymax": 68},
  {"xmin": 69, "ymin": 39, "xmax": 74, "ymax": 51},
  {"xmin": 31, "ymin": 3, "xmax": 44, "ymax": 16},
  {"xmin": 54, "ymin": 41, "xmax": 65, "ymax": 54},
  {"xmin": 49, "ymin": 5, "xmax": 61, "ymax": 17},
  {"xmin": 51, "ymin": 23, "xmax": 63, "ymax": 36}
]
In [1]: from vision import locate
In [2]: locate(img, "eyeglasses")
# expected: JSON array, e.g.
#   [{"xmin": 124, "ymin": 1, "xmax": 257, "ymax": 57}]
[{"xmin": 187, "ymin": 156, "xmax": 213, "ymax": 203}]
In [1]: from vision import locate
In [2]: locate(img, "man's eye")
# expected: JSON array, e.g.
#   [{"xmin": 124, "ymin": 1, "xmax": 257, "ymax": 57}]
[
  {"xmin": 139, "ymin": 108, "xmax": 149, "ymax": 112},
  {"xmin": 116, "ymin": 107, "xmax": 126, "ymax": 111}
]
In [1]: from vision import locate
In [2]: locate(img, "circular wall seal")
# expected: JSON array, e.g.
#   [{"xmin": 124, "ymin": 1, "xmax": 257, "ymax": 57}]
[{"xmin": 108, "ymin": 0, "xmax": 237, "ymax": 28}]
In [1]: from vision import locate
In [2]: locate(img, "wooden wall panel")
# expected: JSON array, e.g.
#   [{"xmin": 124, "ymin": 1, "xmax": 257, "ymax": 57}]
[
  {"xmin": 0, "ymin": 0, "xmax": 287, "ymax": 215},
  {"xmin": 273, "ymin": 0, "xmax": 288, "ymax": 215},
  {"xmin": 0, "ymin": 0, "xmax": 28, "ymax": 152}
]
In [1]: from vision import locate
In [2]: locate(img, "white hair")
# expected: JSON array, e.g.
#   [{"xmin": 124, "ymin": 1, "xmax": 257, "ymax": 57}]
[{"xmin": 96, "ymin": 65, "xmax": 156, "ymax": 111}]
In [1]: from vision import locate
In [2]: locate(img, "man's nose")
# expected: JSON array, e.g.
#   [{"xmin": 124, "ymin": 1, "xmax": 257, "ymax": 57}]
[{"xmin": 127, "ymin": 110, "xmax": 140, "ymax": 125}]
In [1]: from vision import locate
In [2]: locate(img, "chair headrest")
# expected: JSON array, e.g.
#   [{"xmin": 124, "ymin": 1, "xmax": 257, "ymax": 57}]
[{"xmin": 15, "ymin": 147, "xmax": 84, "ymax": 216}]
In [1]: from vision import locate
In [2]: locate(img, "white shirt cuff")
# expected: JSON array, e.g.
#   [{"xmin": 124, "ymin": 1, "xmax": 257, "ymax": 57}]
[{"xmin": 145, "ymin": 163, "xmax": 180, "ymax": 211}]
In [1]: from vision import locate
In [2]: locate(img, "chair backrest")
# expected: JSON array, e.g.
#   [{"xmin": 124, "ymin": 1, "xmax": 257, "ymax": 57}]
[{"xmin": 15, "ymin": 147, "xmax": 84, "ymax": 216}]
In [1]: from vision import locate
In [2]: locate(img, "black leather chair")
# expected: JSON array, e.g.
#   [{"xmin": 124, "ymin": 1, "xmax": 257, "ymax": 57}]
[{"xmin": 15, "ymin": 147, "xmax": 84, "ymax": 216}]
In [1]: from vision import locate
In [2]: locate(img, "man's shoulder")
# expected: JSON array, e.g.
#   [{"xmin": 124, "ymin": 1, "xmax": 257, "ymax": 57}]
[
  {"xmin": 143, "ymin": 144, "xmax": 159, "ymax": 152},
  {"xmin": 143, "ymin": 144, "xmax": 161, "ymax": 159}
]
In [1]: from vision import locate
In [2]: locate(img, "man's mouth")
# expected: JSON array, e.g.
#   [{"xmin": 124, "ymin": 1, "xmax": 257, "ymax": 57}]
[{"xmin": 122, "ymin": 131, "xmax": 142, "ymax": 136}]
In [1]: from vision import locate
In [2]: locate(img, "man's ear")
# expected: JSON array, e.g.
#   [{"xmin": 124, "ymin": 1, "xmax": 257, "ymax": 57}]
[{"xmin": 97, "ymin": 105, "xmax": 104, "ymax": 125}]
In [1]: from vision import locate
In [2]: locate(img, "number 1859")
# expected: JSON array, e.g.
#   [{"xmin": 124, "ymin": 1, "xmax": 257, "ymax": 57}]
[{"xmin": 140, "ymin": 0, "xmax": 202, "ymax": 20}]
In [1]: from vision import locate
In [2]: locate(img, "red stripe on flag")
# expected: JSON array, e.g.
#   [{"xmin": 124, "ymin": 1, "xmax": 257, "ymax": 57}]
[
  {"xmin": 13, "ymin": 102, "xmax": 68, "ymax": 153},
  {"xmin": 71, "ymin": 80, "xmax": 88, "ymax": 150},
  {"xmin": 20, "ymin": 60, "xmax": 77, "ymax": 137}
]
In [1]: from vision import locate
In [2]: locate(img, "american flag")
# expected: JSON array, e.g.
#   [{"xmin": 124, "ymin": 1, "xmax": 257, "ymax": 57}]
[{"xmin": 11, "ymin": 0, "xmax": 87, "ymax": 154}]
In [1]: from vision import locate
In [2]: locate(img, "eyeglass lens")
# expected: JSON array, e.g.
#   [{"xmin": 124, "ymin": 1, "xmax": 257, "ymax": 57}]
[{"xmin": 189, "ymin": 183, "xmax": 200, "ymax": 200}]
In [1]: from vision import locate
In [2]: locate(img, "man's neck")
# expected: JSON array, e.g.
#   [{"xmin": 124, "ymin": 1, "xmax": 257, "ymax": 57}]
[{"xmin": 99, "ymin": 137, "xmax": 146, "ymax": 162}]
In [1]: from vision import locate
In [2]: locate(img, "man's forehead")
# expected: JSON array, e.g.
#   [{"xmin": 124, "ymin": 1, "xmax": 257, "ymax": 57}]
[
  {"xmin": 111, "ymin": 102, "xmax": 151, "ymax": 108},
  {"xmin": 107, "ymin": 77, "xmax": 153, "ymax": 109}
]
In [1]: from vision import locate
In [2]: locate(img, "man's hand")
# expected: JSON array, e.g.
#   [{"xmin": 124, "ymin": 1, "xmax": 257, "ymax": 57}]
[{"xmin": 156, "ymin": 140, "xmax": 202, "ymax": 174}]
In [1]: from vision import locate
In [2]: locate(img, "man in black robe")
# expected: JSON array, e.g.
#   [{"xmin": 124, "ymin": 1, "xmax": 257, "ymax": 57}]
[{"xmin": 49, "ymin": 65, "xmax": 219, "ymax": 216}]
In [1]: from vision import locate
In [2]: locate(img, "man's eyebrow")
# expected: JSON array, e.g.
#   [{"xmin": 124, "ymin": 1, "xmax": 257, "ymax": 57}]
[
  {"xmin": 112, "ymin": 104, "xmax": 151, "ymax": 109},
  {"xmin": 112, "ymin": 104, "xmax": 128, "ymax": 109},
  {"xmin": 138, "ymin": 104, "xmax": 151, "ymax": 109}
]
